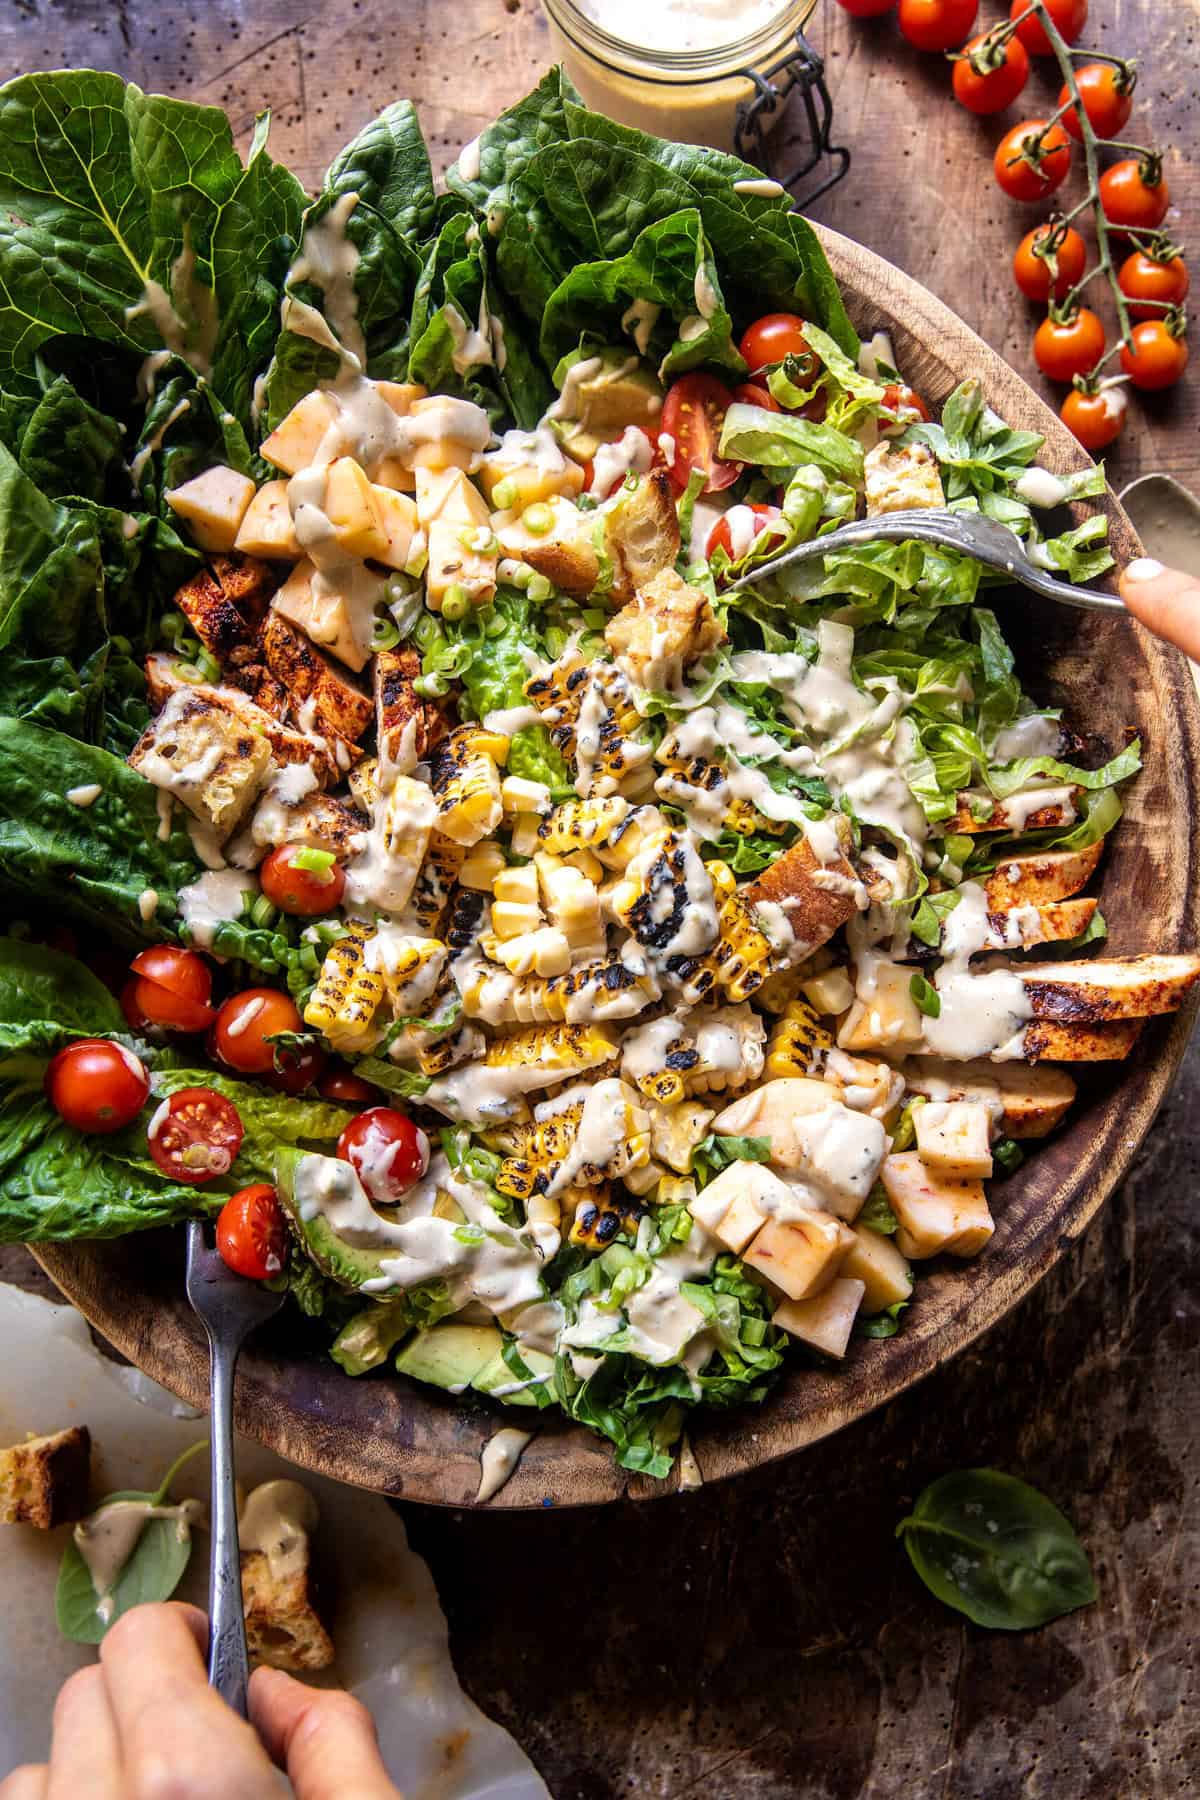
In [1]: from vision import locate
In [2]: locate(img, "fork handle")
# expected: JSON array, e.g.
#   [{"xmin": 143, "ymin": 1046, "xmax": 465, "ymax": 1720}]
[{"xmin": 206, "ymin": 1330, "xmax": 250, "ymax": 1715}]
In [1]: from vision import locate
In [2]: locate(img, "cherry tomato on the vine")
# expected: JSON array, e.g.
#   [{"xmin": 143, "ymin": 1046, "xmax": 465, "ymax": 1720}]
[
  {"xmin": 337, "ymin": 1107, "xmax": 430, "ymax": 1204},
  {"xmin": 897, "ymin": 0, "xmax": 978, "ymax": 51},
  {"xmin": 126, "ymin": 945, "xmax": 216, "ymax": 1033},
  {"xmin": 994, "ymin": 120, "xmax": 1071, "ymax": 202},
  {"xmin": 1060, "ymin": 386, "xmax": 1126, "ymax": 450},
  {"xmin": 738, "ymin": 313, "xmax": 814, "ymax": 372},
  {"xmin": 1013, "ymin": 225, "xmax": 1087, "ymax": 302},
  {"xmin": 318, "ymin": 1067, "xmax": 379, "ymax": 1106},
  {"xmin": 45, "ymin": 1039, "xmax": 149, "ymax": 1135},
  {"xmin": 1120, "ymin": 320, "xmax": 1189, "ymax": 390},
  {"xmin": 835, "ymin": 0, "xmax": 896, "ymax": 14},
  {"xmin": 1011, "ymin": 0, "xmax": 1087, "ymax": 55},
  {"xmin": 706, "ymin": 503, "xmax": 786, "ymax": 563},
  {"xmin": 659, "ymin": 373, "xmax": 741, "ymax": 495},
  {"xmin": 1033, "ymin": 308, "xmax": 1106, "ymax": 382},
  {"xmin": 952, "ymin": 34, "xmax": 1029, "ymax": 114},
  {"xmin": 264, "ymin": 1041, "xmax": 328, "ymax": 1096},
  {"xmin": 1100, "ymin": 160, "xmax": 1170, "ymax": 234},
  {"xmin": 147, "ymin": 1086, "xmax": 244, "ymax": 1183},
  {"xmin": 1058, "ymin": 64, "xmax": 1134, "ymax": 142},
  {"xmin": 879, "ymin": 383, "xmax": 931, "ymax": 431},
  {"xmin": 730, "ymin": 382, "xmax": 782, "ymax": 413},
  {"xmin": 212, "ymin": 987, "xmax": 304, "ymax": 1077},
  {"xmin": 216, "ymin": 1184, "xmax": 287, "ymax": 1280},
  {"xmin": 259, "ymin": 844, "xmax": 347, "ymax": 917},
  {"xmin": 1118, "ymin": 249, "xmax": 1189, "ymax": 321}
]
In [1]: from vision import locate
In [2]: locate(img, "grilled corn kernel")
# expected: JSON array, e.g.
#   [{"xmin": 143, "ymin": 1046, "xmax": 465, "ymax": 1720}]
[
  {"xmin": 657, "ymin": 1174, "xmax": 698, "ymax": 1208},
  {"xmin": 461, "ymin": 956, "xmax": 660, "ymax": 1028},
  {"xmin": 304, "ymin": 923, "xmax": 385, "ymax": 1052},
  {"xmin": 483, "ymin": 1021, "xmax": 618, "ymax": 1083},
  {"xmin": 459, "ymin": 841, "xmax": 507, "ymax": 891},
  {"xmin": 501, "ymin": 775, "xmax": 553, "ymax": 816},
  {"xmin": 537, "ymin": 796, "xmax": 630, "ymax": 855},
  {"xmin": 569, "ymin": 1187, "xmax": 642, "ymax": 1251},
  {"xmin": 484, "ymin": 925, "xmax": 572, "ymax": 978},
  {"xmin": 404, "ymin": 832, "xmax": 464, "ymax": 935},
  {"xmin": 430, "ymin": 726, "xmax": 504, "ymax": 847},
  {"xmin": 765, "ymin": 998, "xmax": 834, "ymax": 1079}
]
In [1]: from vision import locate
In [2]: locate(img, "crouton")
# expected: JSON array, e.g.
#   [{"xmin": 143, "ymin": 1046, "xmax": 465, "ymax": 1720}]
[
  {"xmin": 241, "ymin": 1551, "xmax": 334, "ymax": 1673},
  {"xmin": 375, "ymin": 646, "xmax": 442, "ymax": 771},
  {"xmin": 863, "ymin": 441, "xmax": 946, "ymax": 515},
  {"xmin": 742, "ymin": 830, "xmax": 863, "ymax": 962},
  {"xmin": 260, "ymin": 610, "xmax": 372, "ymax": 744},
  {"xmin": 604, "ymin": 567, "xmax": 724, "ymax": 691},
  {"xmin": 0, "ymin": 1425, "xmax": 91, "ymax": 1528},
  {"xmin": 1020, "ymin": 953, "xmax": 1200, "ymax": 1022},
  {"xmin": 495, "ymin": 496, "xmax": 599, "ymax": 597},
  {"xmin": 899, "ymin": 1057, "xmax": 1077, "ymax": 1139},
  {"xmin": 603, "ymin": 470, "xmax": 680, "ymax": 606},
  {"xmin": 129, "ymin": 688, "xmax": 272, "ymax": 836},
  {"xmin": 984, "ymin": 841, "xmax": 1104, "ymax": 909}
]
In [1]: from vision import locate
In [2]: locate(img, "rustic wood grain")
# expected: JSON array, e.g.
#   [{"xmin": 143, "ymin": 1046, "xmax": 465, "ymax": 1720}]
[{"xmin": 2, "ymin": 2, "xmax": 1197, "ymax": 1793}]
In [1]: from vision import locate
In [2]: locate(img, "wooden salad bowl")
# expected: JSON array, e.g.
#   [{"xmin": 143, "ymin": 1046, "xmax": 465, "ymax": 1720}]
[{"xmin": 33, "ymin": 225, "xmax": 1200, "ymax": 1509}]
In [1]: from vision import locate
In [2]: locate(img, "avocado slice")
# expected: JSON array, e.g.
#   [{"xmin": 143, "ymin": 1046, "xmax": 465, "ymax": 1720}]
[
  {"xmin": 331, "ymin": 1300, "xmax": 413, "ymax": 1376},
  {"xmin": 395, "ymin": 1324, "xmax": 504, "ymax": 1392},
  {"xmin": 554, "ymin": 348, "xmax": 664, "ymax": 461},
  {"xmin": 275, "ymin": 1146, "xmax": 402, "ymax": 1295},
  {"xmin": 472, "ymin": 1345, "xmax": 556, "ymax": 1408}
]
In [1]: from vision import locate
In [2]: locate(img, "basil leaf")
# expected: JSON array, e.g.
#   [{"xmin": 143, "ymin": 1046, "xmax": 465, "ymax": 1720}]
[{"xmin": 897, "ymin": 1469, "xmax": 1097, "ymax": 1630}]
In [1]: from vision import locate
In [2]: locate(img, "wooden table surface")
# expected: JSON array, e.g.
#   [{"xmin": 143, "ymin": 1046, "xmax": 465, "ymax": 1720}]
[{"xmin": 2, "ymin": 2, "xmax": 1197, "ymax": 1794}]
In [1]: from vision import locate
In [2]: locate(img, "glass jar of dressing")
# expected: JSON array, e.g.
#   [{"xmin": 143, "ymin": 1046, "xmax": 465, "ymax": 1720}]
[{"xmin": 541, "ymin": 0, "xmax": 822, "ymax": 155}]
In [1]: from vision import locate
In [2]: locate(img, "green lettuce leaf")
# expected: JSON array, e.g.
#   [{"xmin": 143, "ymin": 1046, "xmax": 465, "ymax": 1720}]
[{"xmin": 718, "ymin": 402, "xmax": 865, "ymax": 484}]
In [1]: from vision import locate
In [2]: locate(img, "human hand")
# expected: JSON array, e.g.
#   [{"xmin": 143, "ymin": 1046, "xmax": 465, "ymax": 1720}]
[
  {"xmin": 0, "ymin": 1602, "xmax": 401, "ymax": 1799},
  {"xmin": 1120, "ymin": 558, "xmax": 1200, "ymax": 660}
]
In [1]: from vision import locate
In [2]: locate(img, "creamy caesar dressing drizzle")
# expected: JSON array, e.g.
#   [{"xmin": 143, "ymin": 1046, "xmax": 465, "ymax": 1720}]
[
  {"xmin": 475, "ymin": 1427, "xmax": 534, "ymax": 1503},
  {"xmin": 992, "ymin": 713, "xmax": 1062, "ymax": 760},
  {"xmin": 444, "ymin": 288, "xmax": 498, "ymax": 375},
  {"xmin": 238, "ymin": 1479, "xmax": 319, "ymax": 1581},
  {"xmin": 65, "ymin": 784, "xmax": 102, "ymax": 807},
  {"xmin": 996, "ymin": 785, "xmax": 1077, "ymax": 831},
  {"xmin": 287, "ymin": 191, "xmax": 365, "ymax": 363},
  {"xmin": 130, "ymin": 396, "xmax": 192, "ymax": 485},
  {"xmin": 125, "ymin": 231, "xmax": 219, "ymax": 381},
  {"xmin": 543, "ymin": 1077, "xmax": 634, "ymax": 1196},
  {"xmin": 590, "ymin": 424, "xmax": 654, "ymax": 497},
  {"xmin": 621, "ymin": 297, "xmax": 662, "ymax": 356},
  {"xmin": 74, "ymin": 1496, "xmax": 205, "ymax": 1623},
  {"xmin": 922, "ymin": 880, "xmax": 1033, "ymax": 1060},
  {"xmin": 1014, "ymin": 468, "xmax": 1070, "ymax": 509},
  {"xmin": 731, "ymin": 177, "xmax": 786, "ymax": 197}
]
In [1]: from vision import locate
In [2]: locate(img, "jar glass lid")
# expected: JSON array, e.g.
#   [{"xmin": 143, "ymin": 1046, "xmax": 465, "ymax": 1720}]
[{"xmin": 570, "ymin": 0, "xmax": 798, "ymax": 59}]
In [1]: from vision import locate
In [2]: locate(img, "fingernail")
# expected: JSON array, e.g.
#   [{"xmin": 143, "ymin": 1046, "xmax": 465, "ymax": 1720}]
[{"xmin": 1123, "ymin": 557, "xmax": 1166, "ymax": 582}]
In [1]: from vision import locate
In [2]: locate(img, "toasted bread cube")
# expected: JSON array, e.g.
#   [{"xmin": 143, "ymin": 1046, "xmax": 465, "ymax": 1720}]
[
  {"xmin": 604, "ymin": 566, "xmax": 724, "ymax": 690},
  {"xmin": 166, "ymin": 465, "xmax": 256, "ymax": 552},
  {"xmin": 0, "ymin": 1425, "xmax": 91, "ymax": 1527},
  {"xmin": 914, "ymin": 1100, "xmax": 994, "ymax": 1179},
  {"xmin": 773, "ymin": 1277, "xmax": 866, "ymax": 1358},
  {"xmin": 863, "ymin": 441, "xmax": 946, "ymax": 516},
  {"xmin": 840, "ymin": 1224, "xmax": 914, "ymax": 1314},
  {"xmin": 235, "ymin": 480, "xmax": 302, "ymax": 559},
  {"xmin": 272, "ymin": 561, "xmax": 371, "ymax": 673},
  {"xmin": 838, "ymin": 960, "xmax": 926, "ymax": 1054},
  {"xmin": 241, "ymin": 1549, "xmax": 334, "ymax": 1673},
  {"xmin": 687, "ymin": 1161, "xmax": 797, "ymax": 1253},
  {"xmin": 322, "ymin": 456, "xmax": 389, "ymax": 559},
  {"xmin": 129, "ymin": 689, "xmax": 272, "ymax": 836},
  {"xmin": 742, "ymin": 830, "xmax": 862, "ymax": 960},
  {"xmin": 494, "ymin": 496, "xmax": 599, "ymax": 598},
  {"xmin": 417, "ymin": 467, "xmax": 497, "ymax": 608},
  {"xmin": 881, "ymin": 1152, "xmax": 994, "ymax": 1260},
  {"xmin": 260, "ymin": 390, "xmax": 339, "ymax": 475},
  {"xmin": 743, "ymin": 1210, "xmax": 855, "ymax": 1301},
  {"xmin": 604, "ymin": 469, "xmax": 680, "ymax": 606},
  {"xmin": 370, "ymin": 484, "xmax": 419, "ymax": 571}
]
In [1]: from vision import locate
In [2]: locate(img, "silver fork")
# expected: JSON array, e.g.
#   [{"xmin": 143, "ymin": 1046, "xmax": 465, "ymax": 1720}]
[
  {"xmin": 184, "ymin": 1221, "xmax": 285, "ymax": 1716},
  {"xmin": 724, "ymin": 508, "xmax": 1125, "ymax": 613}
]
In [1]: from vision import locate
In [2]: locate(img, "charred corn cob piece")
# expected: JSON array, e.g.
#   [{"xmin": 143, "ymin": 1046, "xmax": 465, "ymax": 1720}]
[
  {"xmin": 482, "ymin": 1022, "xmax": 618, "ymax": 1090},
  {"xmin": 413, "ymin": 977, "xmax": 484, "ymax": 1076},
  {"xmin": 654, "ymin": 747, "xmax": 787, "ymax": 839},
  {"xmin": 524, "ymin": 653, "xmax": 591, "ymax": 722},
  {"xmin": 609, "ymin": 829, "xmax": 719, "ymax": 962},
  {"xmin": 304, "ymin": 922, "xmax": 385, "ymax": 1052},
  {"xmin": 622, "ymin": 1021, "xmax": 696, "ymax": 1105},
  {"xmin": 399, "ymin": 832, "xmax": 464, "ymax": 935},
  {"xmin": 534, "ymin": 854, "xmax": 605, "ymax": 958},
  {"xmin": 444, "ymin": 888, "xmax": 488, "ymax": 959},
  {"xmin": 595, "ymin": 804, "xmax": 670, "ymax": 871},
  {"xmin": 755, "ymin": 962, "xmax": 815, "ymax": 1014},
  {"xmin": 681, "ymin": 1003, "xmax": 766, "ymax": 1097},
  {"xmin": 430, "ymin": 726, "xmax": 506, "ymax": 847},
  {"xmin": 531, "ymin": 659, "xmax": 652, "ymax": 797},
  {"xmin": 484, "ymin": 1106, "xmax": 585, "ymax": 1162},
  {"xmin": 765, "ymin": 997, "xmax": 834, "ymax": 1079},
  {"xmin": 481, "ymin": 926, "xmax": 572, "ymax": 978},
  {"xmin": 671, "ymin": 862, "xmax": 772, "ymax": 1004},
  {"xmin": 370, "ymin": 933, "xmax": 447, "ymax": 1017},
  {"xmin": 569, "ymin": 1185, "xmax": 642, "ymax": 1251},
  {"xmin": 493, "ymin": 1087, "xmax": 651, "ymax": 1198},
  {"xmin": 657, "ymin": 1174, "xmax": 699, "ymax": 1209},
  {"xmin": 537, "ymin": 796, "xmax": 630, "ymax": 855},
  {"xmin": 460, "ymin": 955, "xmax": 660, "ymax": 1027}
]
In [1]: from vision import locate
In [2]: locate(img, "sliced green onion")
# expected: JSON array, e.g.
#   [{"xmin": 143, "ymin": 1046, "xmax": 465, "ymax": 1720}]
[
  {"xmin": 492, "ymin": 477, "xmax": 518, "ymax": 511},
  {"xmin": 292, "ymin": 846, "xmax": 337, "ymax": 878},
  {"xmin": 414, "ymin": 672, "xmax": 449, "ymax": 698},
  {"xmin": 544, "ymin": 626, "xmax": 568, "ymax": 657},
  {"xmin": 522, "ymin": 502, "xmax": 553, "ymax": 536},
  {"xmin": 413, "ymin": 613, "xmax": 442, "ymax": 652},
  {"xmin": 526, "ymin": 573, "xmax": 553, "ymax": 602},
  {"xmin": 251, "ymin": 895, "xmax": 279, "ymax": 929},
  {"xmin": 372, "ymin": 613, "xmax": 401, "ymax": 650},
  {"xmin": 442, "ymin": 585, "xmax": 470, "ymax": 621}
]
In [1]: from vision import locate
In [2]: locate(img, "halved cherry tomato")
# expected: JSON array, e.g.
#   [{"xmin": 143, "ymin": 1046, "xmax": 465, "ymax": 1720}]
[
  {"xmin": 264, "ymin": 1042, "xmax": 328, "ymax": 1096},
  {"xmin": 212, "ymin": 988, "xmax": 303, "ymax": 1077},
  {"xmin": 730, "ymin": 382, "xmax": 782, "ymax": 413},
  {"xmin": 738, "ymin": 313, "xmax": 814, "ymax": 372},
  {"xmin": 879, "ymin": 383, "xmax": 931, "ymax": 433},
  {"xmin": 898, "ymin": 0, "xmax": 978, "ymax": 52},
  {"xmin": 1060, "ymin": 386, "xmax": 1126, "ymax": 450},
  {"xmin": 994, "ymin": 120, "xmax": 1071, "ymax": 203},
  {"xmin": 1033, "ymin": 308, "xmax": 1106, "ymax": 382},
  {"xmin": 337, "ymin": 1107, "xmax": 430, "ymax": 1204},
  {"xmin": 147, "ymin": 1086, "xmax": 243, "ymax": 1183},
  {"xmin": 952, "ymin": 34, "xmax": 1029, "ymax": 114},
  {"xmin": 259, "ymin": 845, "xmax": 346, "ymax": 917},
  {"xmin": 1013, "ymin": 225, "xmax": 1087, "ymax": 302},
  {"xmin": 1099, "ymin": 159, "xmax": 1170, "ymax": 234},
  {"xmin": 127, "ymin": 945, "xmax": 216, "ymax": 1033},
  {"xmin": 1058, "ymin": 64, "xmax": 1134, "ymax": 141},
  {"xmin": 318, "ymin": 1068, "xmax": 378, "ymax": 1105},
  {"xmin": 659, "ymin": 373, "xmax": 741, "ymax": 495},
  {"xmin": 1011, "ymin": 0, "xmax": 1087, "ymax": 55},
  {"xmin": 1120, "ymin": 320, "xmax": 1189, "ymax": 390},
  {"xmin": 706, "ymin": 503, "xmax": 786, "ymax": 563},
  {"xmin": 216, "ymin": 1184, "xmax": 287, "ymax": 1280},
  {"xmin": 1118, "ymin": 249, "xmax": 1189, "ymax": 322},
  {"xmin": 45, "ymin": 1039, "xmax": 149, "ymax": 1135}
]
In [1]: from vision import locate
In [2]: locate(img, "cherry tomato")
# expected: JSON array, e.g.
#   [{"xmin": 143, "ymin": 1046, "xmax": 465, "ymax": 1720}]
[
  {"xmin": 264, "ymin": 1042, "xmax": 328, "ymax": 1096},
  {"xmin": 212, "ymin": 987, "xmax": 303, "ymax": 1077},
  {"xmin": 1033, "ymin": 308, "xmax": 1106, "ymax": 382},
  {"xmin": 706, "ymin": 503, "xmax": 786, "ymax": 563},
  {"xmin": 835, "ymin": 0, "xmax": 896, "ymax": 14},
  {"xmin": 1120, "ymin": 320, "xmax": 1189, "ymax": 390},
  {"xmin": 259, "ymin": 845, "xmax": 346, "ymax": 917},
  {"xmin": 44, "ymin": 1039, "xmax": 149, "ymax": 1135},
  {"xmin": 879, "ymin": 383, "xmax": 931, "ymax": 433},
  {"xmin": 994, "ymin": 120, "xmax": 1071, "ymax": 203},
  {"xmin": 318, "ymin": 1068, "xmax": 379, "ymax": 1105},
  {"xmin": 1118, "ymin": 249, "xmax": 1190, "ymax": 322},
  {"xmin": 1013, "ymin": 225, "xmax": 1087, "ymax": 302},
  {"xmin": 1060, "ymin": 387, "xmax": 1126, "ymax": 450},
  {"xmin": 898, "ymin": 0, "xmax": 978, "ymax": 49},
  {"xmin": 1100, "ymin": 160, "xmax": 1170, "ymax": 234},
  {"xmin": 730, "ymin": 382, "xmax": 782, "ymax": 412},
  {"xmin": 738, "ymin": 313, "xmax": 814, "ymax": 372},
  {"xmin": 1058, "ymin": 64, "xmax": 1134, "ymax": 142},
  {"xmin": 126, "ymin": 945, "xmax": 216, "ymax": 1033},
  {"xmin": 337, "ymin": 1107, "xmax": 430, "ymax": 1204},
  {"xmin": 1011, "ymin": 0, "xmax": 1087, "ymax": 55},
  {"xmin": 147, "ymin": 1086, "xmax": 244, "ymax": 1183},
  {"xmin": 659, "ymin": 373, "xmax": 741, "ymax": 495},
  {"xmin": 216, "ymin": 1184, "xmax": 287, "ymax": 1280},
  {"xmin": 952, "ymin": 34, "xmax": 1029, "ymax": 113}
]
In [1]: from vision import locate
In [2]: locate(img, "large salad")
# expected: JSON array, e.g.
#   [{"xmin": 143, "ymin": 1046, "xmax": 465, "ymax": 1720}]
[{"xmin": 2, "ymin": 68, "xmax": 1197, "ymax": 1482}]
